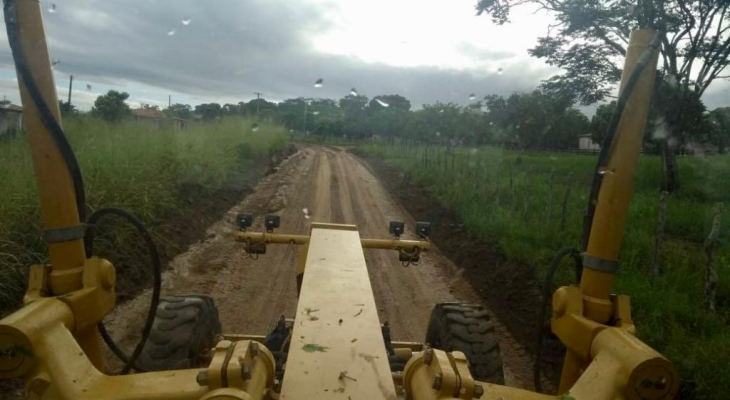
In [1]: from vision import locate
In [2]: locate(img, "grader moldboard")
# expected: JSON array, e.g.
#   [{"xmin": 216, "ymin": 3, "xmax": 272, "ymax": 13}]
[{"xmin": 0, "ymin": 1, "xmax": 679, "ymax": 399}]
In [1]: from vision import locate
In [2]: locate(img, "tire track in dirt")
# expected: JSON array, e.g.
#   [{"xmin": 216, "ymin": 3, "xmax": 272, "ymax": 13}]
[{"xmin": 104, "ymin": 144, "xmax": 534, "ymax": 388}]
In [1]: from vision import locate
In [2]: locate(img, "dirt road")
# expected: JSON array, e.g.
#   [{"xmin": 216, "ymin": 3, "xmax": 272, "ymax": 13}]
[{"xmin": 105, "ymin": 145, "xmax": 534, "ymax": 388}]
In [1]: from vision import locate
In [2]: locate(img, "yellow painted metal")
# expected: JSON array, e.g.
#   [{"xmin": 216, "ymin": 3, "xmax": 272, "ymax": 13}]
[
  {"xmin": 13, "ymin": 0, "xmax": 87, "ymax": 294},
  {"xmin": 581, "ymin": 28, "xmax": 659, "ymax": 324},
  {"xmin": 202, "ymin": 340, "xmax": 275, "ymax": 399},
  {"xmin": 236, "ymin": 231, "xmax": 430, "ymax": 252},
  {"xmin": 403, "ymin": 349, "xmax": 481, "ymax": 400},
  {"xmin": 279, "ymin": 225, "xmax": 397, "ymax": 400}
]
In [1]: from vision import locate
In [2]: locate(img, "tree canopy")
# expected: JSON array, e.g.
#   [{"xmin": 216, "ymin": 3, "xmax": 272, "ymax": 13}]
[{"xmin": 91, "ymin": 90, "xmax": 131, "ymax": 122}]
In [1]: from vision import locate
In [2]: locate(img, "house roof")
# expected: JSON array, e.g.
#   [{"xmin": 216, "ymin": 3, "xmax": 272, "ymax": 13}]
[
  {"xmin": 0, "ymin": 103, "xmax": 23, "ymax": 113},
  {"xmin": 132, "ymin": 108, "xmax": 166, "ymax": 119}
]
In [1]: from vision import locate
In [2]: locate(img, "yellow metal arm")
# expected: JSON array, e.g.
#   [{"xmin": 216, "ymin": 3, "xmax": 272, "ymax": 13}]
[{"xmin": 236, "ymin": 231, "xmax": 431, "ymax": 253}]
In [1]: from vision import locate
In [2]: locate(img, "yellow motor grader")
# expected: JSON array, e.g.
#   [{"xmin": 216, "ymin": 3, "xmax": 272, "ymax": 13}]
[{"xmin": 0, "ymin": 1, "xmax": 678, "ymax": 399}]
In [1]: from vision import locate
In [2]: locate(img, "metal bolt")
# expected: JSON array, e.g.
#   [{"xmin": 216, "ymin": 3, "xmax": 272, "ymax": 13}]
[
  {"xmin": 27, "ymin": 374, "xmax": 50, "ymax": 398},
  {"xmin": 432, "ymin": 373, "xmax": 443, "ymax": 390},
  {"xmin": 241, "ymin": 363, "xmax": 252, "ymax": 381},
  {"xmin": 423, "ymin": 348, "xmax": 433, "ymax": 365},
  {"xmin": 250, "ymin": 342, "xmax": 259, "ymax": 358},
  {"xmin": 473, "ymin": 384, "xmax": 484, "ymax": 398},
  {"xmin": 196, "ymin": 371, "xmax": 209, "ymax": 387}
]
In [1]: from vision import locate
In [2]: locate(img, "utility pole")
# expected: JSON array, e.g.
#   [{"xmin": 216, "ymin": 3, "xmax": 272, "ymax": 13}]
[
  {"xmin": 168, "ymin": 95, "xmax": 171, "ymax": 108},
  {"xmin": 254, "ymin": 92, "xmax": 263, "ymax": 118},
  {"xmin": 67, "ymin": 75, "xmax": 73, "ymax": 106}
]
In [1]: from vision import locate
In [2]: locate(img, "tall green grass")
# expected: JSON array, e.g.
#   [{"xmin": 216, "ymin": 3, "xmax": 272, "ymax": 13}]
[
  {"xmin": 0, "ymin": 116, "xmax": 286, "ymax": 310},
  {"xmin": 363, "ymin": 142, "xmax": 729, "ymax": 399}
]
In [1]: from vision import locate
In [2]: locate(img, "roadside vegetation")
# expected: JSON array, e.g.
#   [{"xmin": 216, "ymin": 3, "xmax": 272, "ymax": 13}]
[
  {"xmin": 0, "ymin": 116, "xmax": 287, "ymax": 312},
  {"xmin": 363, "ymin": 141, "xmax": 729, "ymax": 399}
]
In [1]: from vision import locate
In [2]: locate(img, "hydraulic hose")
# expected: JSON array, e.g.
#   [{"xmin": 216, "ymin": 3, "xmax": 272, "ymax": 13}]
[{"xmin": 85, "ymin": 207, "xmax": 162, "ymax": 374}]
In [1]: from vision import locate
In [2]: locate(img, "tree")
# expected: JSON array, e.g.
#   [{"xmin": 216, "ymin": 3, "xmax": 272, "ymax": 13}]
[
  {"xmin": 707, "ymin": 107, "xmax": 730, "ymax": 153},
  {"xmin": 195, "ymin": 103, "xmax": 223, "ymax": 121},
  {"xmin": 477, "ymin": 0, "xmax": 730, "ymax": 190},
  {"xmin": 91, "ymin": 90, "xmax": 131, "ymax": 122},
  {"xmin": 58, "ymin": 100, "xmax": 78, "ymax": 117},
  {"xmin": 339, "ymin": 94, "xmax": 370, "ymax": 138},
  {"xmin": 140, "ymin": 103, "xmax": 160, "ymax": 111},
  {"xmin": 477, "ymin": 0, "xmax": 730, "ymax": 104},
  {"xmin": 165, "ymin": 103, "xmax": 193, "ymax": 119},
  {"xmin": 591, "ymin": 101, "xmax": 617, "ymax": 144}
]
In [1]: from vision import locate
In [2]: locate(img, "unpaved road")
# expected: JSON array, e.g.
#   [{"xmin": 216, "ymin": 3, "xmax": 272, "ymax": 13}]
[{"xmin": 105, "ymin": 145, "xmax": 535, "ymax": 388}]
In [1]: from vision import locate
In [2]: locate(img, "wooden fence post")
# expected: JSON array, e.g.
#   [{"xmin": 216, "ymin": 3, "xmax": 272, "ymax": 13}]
[
  {"xmin": 509, "ymin": 161, "xmax": 515, "ymax": 210},
  {"xmin": 495, "ymin": 161, "xmax": 503, "ymax": 208},
  {"xmin": 523, "ymin": 168, "xmax": 532, "ymax": 221},
  {"xmin": 545, "ymin": 168, "xmax": 555, "ymax": 224},
  {"xmin": 650, "ymin": 191, "xmax": 669, "ymax": 280},
  {"xmin": 560, "ymin": 173, "xmax": 574, "ymax": 231},
  {"xmin": 704, "ymin": 203, "xmax": 723, "ymax": 312}
]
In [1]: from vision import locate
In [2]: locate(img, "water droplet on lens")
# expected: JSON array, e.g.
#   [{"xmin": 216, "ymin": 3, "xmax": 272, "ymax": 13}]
[
  {"xmin": 436, "ymin": 131, "xmax": 441, "ymax": 137},
  {"xmin": 167, "ymin": 29, "xmax": 176, "ymax": 36},
  {"xmin": 182, "ymin": 17, "xmax": 192, "ymax": 25},
  {"xmin": 375, "ymin": 98, "xmax": 389, "ymax": 107},
  {"xmin": 313, "ymin": 111, "xmax": 320, "ymax": 115},
  {"xmin": 598, "ymin": 167, "xmax": 613, "ymax": 175},
  {"xmin": 86, "ymin": 84, "xmax": 92, "ymax": 90},
  {"xmin": 51, "ymin": 59, "xmax": 60, "ymax": 67},
  {"xmin": 469, "ymin": 94, "xmax": 476, "ymax": 101},
  {"xmin": 314, "ymin": 78, "xmax": 323, "ymax": 88},
  {"xmin": 350, "ymin": 88, "xmax": 358, "ymax": 96},
  {"xmin": 252, "ymin": 123, "xmax": 259, "ymax": 132},
  {"xmin": 48, "ymin": 4, "xmax": 56, "ymax": 13},
  {"xmin": 497, "ymin": 67, "xmax": 503, "ymax": 75}
]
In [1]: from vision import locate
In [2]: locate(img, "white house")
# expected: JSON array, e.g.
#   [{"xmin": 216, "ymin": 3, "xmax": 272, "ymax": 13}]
[{"xmin": 578, "ymin": 134, "xmax": 601, "ymax": 151}]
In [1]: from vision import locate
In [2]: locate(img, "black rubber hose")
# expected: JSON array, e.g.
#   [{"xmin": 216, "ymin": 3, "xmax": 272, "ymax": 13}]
[
  {"xmin": 3, "ymin": 0, "xmax": 87, "ymax": 221},
  {"xmin": 533, "ymin": 247, "xmax": 582, "ymax": 393},
  {"xmin": 86, "ymin": 207, "xmax": 162, "ymax": 375},
  {"xmin": 581, "ymin": 33, "xmax": 662, "ymax": 249}
]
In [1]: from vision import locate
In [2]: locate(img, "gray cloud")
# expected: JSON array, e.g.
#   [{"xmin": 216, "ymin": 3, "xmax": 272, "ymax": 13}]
[
  {"xmin": 0, "ymin": 0, "xmax": 556, "ymax": 109},
  {"xmin": 0, "ymin": 0, "xmax": 724, "ymax": 111}
]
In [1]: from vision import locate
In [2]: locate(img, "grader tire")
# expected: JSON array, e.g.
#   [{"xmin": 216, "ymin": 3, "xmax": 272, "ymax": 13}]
[
  {"xmin": 138, "ymin": 294, "xmax": 221, "ymax": 371},
  {"xmin": 426, "ymin": 303, "xmax": 504, "ymax": 384}
]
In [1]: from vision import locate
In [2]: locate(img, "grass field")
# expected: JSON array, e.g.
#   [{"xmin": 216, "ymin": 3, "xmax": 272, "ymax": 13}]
[
  {"xmin": 0, "ymin": 116, "xmax": 287, "ymax": 311},
  {"xmin": 363, "ymin": 141, "xmax": 729, "ymax": 399}
]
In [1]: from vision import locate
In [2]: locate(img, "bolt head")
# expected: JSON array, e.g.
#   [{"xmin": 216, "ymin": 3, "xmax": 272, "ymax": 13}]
[
  {"xmin": 432, "ymin": 373, "xmax": 443, "ymax": 390},
  {"xmin": 196, "ymin": 370, "xmax": 209, "ymax": 386},
  {"xmin": 250, "ymin": 342, "xmax": 259, "ymax": 358},
  {"xmin": 423, "ymin": 348, "xmax": 433, "ymax": 365},
  {"xmin": 241, "ymin": 363, "xmax": 252, "ymax": 381},
  {"xmin": 474, "ymin": 384, "xmax": 484, "ymax": 398}
]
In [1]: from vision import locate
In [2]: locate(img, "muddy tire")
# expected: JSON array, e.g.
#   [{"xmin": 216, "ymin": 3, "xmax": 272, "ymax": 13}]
[
  {"xmin": 426, "ymin": 303, "xmax": 504, "ymax": 384},
  {"xmin": 138, "ymin": 294, "xmax": 221, "ymax": 371}
]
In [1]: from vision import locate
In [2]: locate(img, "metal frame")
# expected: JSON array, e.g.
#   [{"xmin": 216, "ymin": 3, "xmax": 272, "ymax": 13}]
[{"xmin": 0, "ymin": 2, "xmax": 678, "ymax": 399}]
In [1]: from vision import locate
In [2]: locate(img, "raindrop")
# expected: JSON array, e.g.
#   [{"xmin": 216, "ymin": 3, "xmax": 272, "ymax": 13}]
[
  {"xmin": 167, "ymin": 29, "xmax": 176, "ymax": 36},
  {"xmin": 470, "ymin": 149, "xmax": 477, "ymax": 154},
  {"xmin": 289, "ymin": 129, "xmax": 294, "ymax": 133},
  {"xmin": 314, "ymin": 78, "xmax": 323, "ymax": 88},
  {"xmin": 86, "ymin": 84, "xmax": 92, "ymax": 91},
  {"xmin": 469, "ymin": 94, "xmax": 476, "ymax": 101},
  {"xmin": 436, "ymin": 131, "xmax": 441, "ymax": 137},
  {"xmin": 666, "ymin": 74, "xmax": 678, "ymax": 88},
  {"xmin": 302, "ymin": 208, "xmax": 310, "ymax": 219},
  {"xmin": 438, "ymin": 109, "xmax": 444, "ymax": 113},
  {"xmin": 48, "ymin": 4, "xmax": 56, "ymax": 13},
  {"xmin": 51, "ymin": 59, "xmax": 60, "ymax": 67},
  {"xmin": 489, "ymin": 122, "xmax": 494, "ymax": 126},
  {"xmin": 598, "ymin": 167, "xmax": 614, "ymax": 175},
  {"xmin": 350, "ymin": 88, "xmax": 358, "ymax": 96},
  {"xmin": 251, "ymin": 123, "xmax": 259, "ymax": 132},
  {"xmin": 182, "ymin": 17, "xmax": 192, "ymax": 26},
  {"xmin": 375, "ymin": 98, "xmax": 389, "ymax": 107},
  {"xmin": 497, "ymin": 67, "xmax": 504, "ymax": 75},
  {"xmin": 312, "ymin": 111, "xmax": 320, "ymax": 116}
]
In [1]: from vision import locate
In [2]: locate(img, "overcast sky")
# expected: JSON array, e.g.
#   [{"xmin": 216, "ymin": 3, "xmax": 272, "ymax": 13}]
[{"xmin": 0, "ymin": 0, "xmax": 727, "ymax": 112}]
